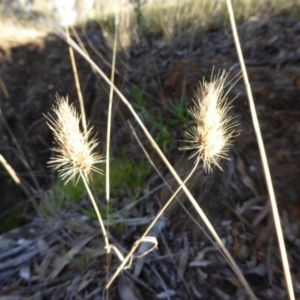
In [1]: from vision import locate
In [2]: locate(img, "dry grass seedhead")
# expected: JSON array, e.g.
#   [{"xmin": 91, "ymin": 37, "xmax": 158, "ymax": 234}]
[
  {"xmin": 45, "ymin": 94, "xmax": 104, "ymax": 184},
  {"xmin": 181, "ymin": 70, "xmax": 238, "ymax": 172}
]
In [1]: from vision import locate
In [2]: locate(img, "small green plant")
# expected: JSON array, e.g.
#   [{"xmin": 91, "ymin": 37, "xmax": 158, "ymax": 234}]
[
  {"xmin": 132, "ymin": 88, "xmax": 189, "ymax": 153},
  {"xmin": 95, "ymin": 156, "xmax": 150, "ymax": 202},
  {"xmin": 168, "ymin": 96, "xmax": 190, "ymax": 126},
  {"xmin": 132, "ymin": 87, "xmax": 147, "ymax": 119},
  {"xmin": 40, "ymin": 171, "xmax": 87, "ymax": 217},
  {"xmin": 44, "ymin": 153, "xmax": 149, "ymax": 220},
  {"xmin": 0, "ymin": 210, "xmax": 25, "ymax": 233},
  {"xmin": 149, "ymin": 109, "xmax": 175, "ymax": 153}
]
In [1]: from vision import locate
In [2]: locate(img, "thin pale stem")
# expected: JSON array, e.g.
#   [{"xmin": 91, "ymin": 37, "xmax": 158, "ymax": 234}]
[
  {"xmin": 70, "ymin": 27, "xmax": 99, "ymax": 76},
  {"xmin": 57, "ymin": 31, "xmax": 256, "ymax": 299},
  {"xmin": 106, "ymin": 15, "xmax": 119, "ymax": 203},
  {"xmin": 0, "ymin": 71, "xmax": 10, "ymax": 99},
  {"xmin": 226, "ymin": 1, "xmax": 294, "ymax": 299},
  {"xmin": 80, "ymin": 171, "xmax": 109, "ymax": 251},
  {"xmin": 0, "ymin": 154, "xmax": 20, "ymax": 185},
  {"xmin": 65, "ymin": 26, "xmax": 87, "ymax": 134},
  {"xmin": 106, "ymin": 162, "xmax": 199, "ymax": 289},
  {"xmin": 105, "ymin": 15, "xmax": 119, "ymax": 300}
]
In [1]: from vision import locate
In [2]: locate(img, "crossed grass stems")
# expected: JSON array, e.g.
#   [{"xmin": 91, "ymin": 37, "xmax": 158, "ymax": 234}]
[
  {"xmin": 0, "ymin": 1, "xmax": 294, "ymax": 299},
  {"xmin": 46, "ymin": 66, "xmax": 250, "ymax": 288},
  {"xmin": 45, "ymin": 3, "xmax": 295, "ymax": 299}
]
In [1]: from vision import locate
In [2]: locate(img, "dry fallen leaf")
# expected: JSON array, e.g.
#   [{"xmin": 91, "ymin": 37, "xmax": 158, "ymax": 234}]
[
  {"xmin": 236, "ymin": 153, "xmax": 259, "ymax": 196},
  {"xmin": 235, "ymin": 196, "xmax": 267, "ymax": 215},
  {"xmin": 177, "ymin": 234, "xmax": 189, "ymax": 283},
  {"xmin": 67, "ymin": 218, "xmax": 95, "ymax": 234},
  {"xmin": 49, "ymin": 234, "xmax": 95, "ymax": 279},
  {"xmin": 156, "ymin": 289, "xmax": 177, "ymax": 299},
  {"xmin": 252, "ymin": 201, "xmax": 271, "ymax": 227},
  {"xmin": 76, "ymin": 270, "xmax": 95, "ymax": 293},
  {"xmin": 118, "ymin": 275, "xmax": 142, "ymax": 300}
]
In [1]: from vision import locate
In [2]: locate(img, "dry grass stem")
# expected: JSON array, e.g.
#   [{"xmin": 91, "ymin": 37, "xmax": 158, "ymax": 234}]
[
  {"xmin": 65, "ymin": 26, "xmax": 87, "ymax": 134},
  {"xmin": 180, "ymin": 70, "xmax": 238, "ymax": 172},
  {"xmin": 0, "ymin": 154, "xmax": 21, "ymax": 185},
  {"xmin": 105, "ymin": 15, "xmax": 119, "ymax": 298},
  {"xmin": 226, "ymin": 1, "xmax": 295, "ymax": 299},
  {"xmin": 0, "ymin": 71, "xmax": 10, "ymax": 99},
  {"xmin": 80, "ymin": 170, "xmax": 110, "ymax": 251},
  {"xmin": 45, "ymin": 95, "xmax": 104, "ymax": 184},
  {"xmin": 106, "ymin": 15, "xmax": 119, "ymax": 203}
]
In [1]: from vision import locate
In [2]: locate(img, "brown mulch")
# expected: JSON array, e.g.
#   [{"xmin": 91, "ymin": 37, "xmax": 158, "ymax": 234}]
[{"xmin": 0, "ymin": 10, "xmax": 300, "ymax": 300}]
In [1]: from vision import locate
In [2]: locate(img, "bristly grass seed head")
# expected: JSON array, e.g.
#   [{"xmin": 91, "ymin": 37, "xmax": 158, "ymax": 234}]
[
  {"xmin": 180, "ymin": 70, "xmax": 239, "ymax": 172},
  {"xmin": 45, "ymin": 94, "xmax": 104, "ymax": 184}
]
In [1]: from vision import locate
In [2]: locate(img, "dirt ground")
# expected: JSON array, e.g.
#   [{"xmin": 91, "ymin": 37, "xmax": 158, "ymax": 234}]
[{"xmin": 0, "ymin": 9, "xmax": 300, "ymax": 300}]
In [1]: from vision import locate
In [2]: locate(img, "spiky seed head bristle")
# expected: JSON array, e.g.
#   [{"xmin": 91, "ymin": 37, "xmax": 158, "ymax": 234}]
[
  {"xmin": 45, "ymin": 94, "xmax": 104, "ymax": 184},
  {"xmin": 180, "ymin": 70, "xmax": 239, "ymax": 172}
]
